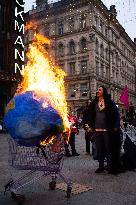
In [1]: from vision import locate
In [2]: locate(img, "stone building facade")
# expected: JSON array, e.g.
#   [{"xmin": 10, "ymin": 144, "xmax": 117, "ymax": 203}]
[{"xmin": 26, "ymin": 0, "xmax": 136, "ymax": 115}]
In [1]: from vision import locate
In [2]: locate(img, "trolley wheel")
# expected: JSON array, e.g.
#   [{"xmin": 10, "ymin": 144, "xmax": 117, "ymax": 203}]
[
  {"xmin": 66, "ymin": 187, "xmax": 72, "ymax": 198},
  {"xmin": 11, "ymin": 192, "xmax": 17, "ymax": 200},
  {"xmin": 49, "ymin": 181, "xmax": 56, "ymax": 190},
  {"xmin": 11, "ymin": 192, "xmax": 25, "ymax": 204}
]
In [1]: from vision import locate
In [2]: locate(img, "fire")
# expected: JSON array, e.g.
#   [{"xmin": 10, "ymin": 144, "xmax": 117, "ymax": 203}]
[
  {"xmin": 40, "ymin": 135, "xmax": 56, "ymax": 146},
  {"xmin": 17, "ymin": 24, "xmax": 70, "ymax": 144}
]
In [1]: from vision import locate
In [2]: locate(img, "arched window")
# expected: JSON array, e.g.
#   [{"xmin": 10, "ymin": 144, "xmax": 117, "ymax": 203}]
[
  {"xmin": 95, "ymin": 38, "xmax": 99, "ymax": 54},
  {"xmin": 68, "ymin": 18, "xmax": 74, "ymax": 32},
  {"xmin": 80, "ymin": 37, "xmax": 87, "ymax": 52},
  {"xmin": 69, "ymin": 62, "xmax": 75, "ymax": 74},
  {"xmin": 58, "ymin": 23, "xmax": 64, "ymax": 35},
  {"xmin": 94, "ymin": 16, "xmax": 98, "ymax": 28},
  {"xmin": 80, "ymin": 15, "xmax": 86, "ymax": 29},
  {"xmin": 81, "ymin": 60, "xmax": 87, "ymax": 74},
  {"xmin": 69, "ymin": 41, "xmax": 76, "ymax": 54},
  {"xmin": 58, "ymin": 43, "xmax": 64, "ymax": 56}
]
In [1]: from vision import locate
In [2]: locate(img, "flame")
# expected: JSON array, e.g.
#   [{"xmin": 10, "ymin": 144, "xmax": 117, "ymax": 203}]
[
  {"xmin": 17, "ymin": 23, "xmax": 70, "ymax": 144},
  {"xmin": 25, "ymin": 21, "xmax": 38, "ymax": 31},
  {"xmin": 40, "ymin": 135, "xmax": 57, "ymax": 146}
]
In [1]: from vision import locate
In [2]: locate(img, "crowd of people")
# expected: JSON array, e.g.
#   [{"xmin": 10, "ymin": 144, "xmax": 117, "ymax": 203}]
[{"xmin": 65, "ymin": 85, "xmax": 136, "ymax": 175}]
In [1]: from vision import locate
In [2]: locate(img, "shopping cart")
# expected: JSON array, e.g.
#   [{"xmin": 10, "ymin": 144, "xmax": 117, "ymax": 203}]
[
  {"xmin": 121, "ymin": 124, "xmax": 136, "ymax": 143},
  {"xmin": 4, "ymin": 135, "xmax": 72, "ymax": 203}
]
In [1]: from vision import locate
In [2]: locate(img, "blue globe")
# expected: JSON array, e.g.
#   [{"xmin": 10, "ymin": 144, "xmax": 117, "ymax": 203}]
[{"xmin": 4, "ymin": 91, "xmax": 64, "ymax": 146}]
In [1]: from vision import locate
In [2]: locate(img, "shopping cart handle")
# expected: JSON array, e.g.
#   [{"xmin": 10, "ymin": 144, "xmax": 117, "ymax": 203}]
[{"xmin": 4, "ymin": 179, "xmax": 13, "ymax": 195}]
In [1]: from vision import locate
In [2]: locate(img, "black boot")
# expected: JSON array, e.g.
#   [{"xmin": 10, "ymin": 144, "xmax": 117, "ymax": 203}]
[
  {"xmin": 72, "ymin": 151, "xmax": 80, "ymax": 156},
  {"xmin": 95, "ymin": 167, "xmax": 104, "ymax": 173}
]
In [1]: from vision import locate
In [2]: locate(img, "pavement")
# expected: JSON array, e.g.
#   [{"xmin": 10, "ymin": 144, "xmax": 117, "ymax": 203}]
[{"xmin": 0, "ymin": 129, "xmax": 136, "ymax": 205}]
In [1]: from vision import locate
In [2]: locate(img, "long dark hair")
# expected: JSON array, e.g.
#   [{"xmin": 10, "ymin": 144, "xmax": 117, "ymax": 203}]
[{"xmin": 95, "ymin": 85, "xmax": 110, "ymax": 102}]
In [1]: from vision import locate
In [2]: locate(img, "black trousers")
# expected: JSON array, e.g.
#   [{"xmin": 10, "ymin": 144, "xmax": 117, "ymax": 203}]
[
  {"xmin": 111, "ymin": 131, "xmax": 121, "ymax": 171},
  {"xmin": 94, "ymin": 131, "xmax": 112, "ymax": 169},
  {"xmin": 85, "ymin": 132, "xmax": 90, "ymax": 153},
  {"xmin": 65, "ymin": 132, "xmax": 76, "ymax": 154},
  {"xmin": 95, "ymin": 131, "xmax": 121, "ymax": 171}
]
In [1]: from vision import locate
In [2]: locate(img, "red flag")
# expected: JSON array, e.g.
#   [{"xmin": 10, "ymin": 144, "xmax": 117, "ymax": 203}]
[{"xmin": 119, "ymin": 85, "xmax": 129, "ymax": 108}]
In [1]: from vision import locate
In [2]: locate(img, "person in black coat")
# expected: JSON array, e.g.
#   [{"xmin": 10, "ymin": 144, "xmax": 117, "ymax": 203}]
[{"xmin": 87, "ymin": 86, "xmax": 121, "ymax": 174}]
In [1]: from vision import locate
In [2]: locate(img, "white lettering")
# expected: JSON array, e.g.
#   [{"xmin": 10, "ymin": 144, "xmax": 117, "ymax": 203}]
[
  {"xmin": 15, "ymin": 49, "xmax": 24, "ymax": 62},
  {"xmin": 15, "ymin": 63, "xmax": 24, "ymax": 74},
  {"xmin": 15, "ymin": 20, "xmax": 24, "ymax": 34},
  {"xmin": 14, "ymin": 1, "xmax": 25, "ymax": 74},
  {"xmin": 14, "ymin": 36, "xmax": 24, "ymax": 48},
  {"xmin": 15, "ymin": 7, "xmax": 24, "ymax": 21},
  {"xmin": 16, "ymin": 0, "xmax": 25, "ymax": 8}
]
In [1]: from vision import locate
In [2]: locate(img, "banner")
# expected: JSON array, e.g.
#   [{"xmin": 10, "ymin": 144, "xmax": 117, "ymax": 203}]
[{"xmin": 119, "ymin": 85, "xmax": 129, "ymax": 108}]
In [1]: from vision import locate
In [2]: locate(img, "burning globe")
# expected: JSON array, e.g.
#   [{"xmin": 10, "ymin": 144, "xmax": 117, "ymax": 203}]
[{"xmin": 4, "ymin": 28, "xmax": 70, "ymax": 147}]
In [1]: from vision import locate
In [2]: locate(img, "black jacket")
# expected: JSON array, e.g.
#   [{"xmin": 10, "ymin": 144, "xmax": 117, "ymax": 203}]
[{"xmin": 86, "ymin": 98, "xmax": 120, "ymax": 132}]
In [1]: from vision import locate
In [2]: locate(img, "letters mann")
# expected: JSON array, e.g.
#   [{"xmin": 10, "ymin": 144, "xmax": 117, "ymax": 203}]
[{"xmin": 14, "ymin": 0, "xmax": 25, "ymax": 74}]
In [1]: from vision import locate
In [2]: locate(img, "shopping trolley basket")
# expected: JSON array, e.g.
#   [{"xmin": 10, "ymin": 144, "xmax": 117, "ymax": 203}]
[{"xmin": 4, "ymin": 135, "xmax": 72, "ymax": 203}]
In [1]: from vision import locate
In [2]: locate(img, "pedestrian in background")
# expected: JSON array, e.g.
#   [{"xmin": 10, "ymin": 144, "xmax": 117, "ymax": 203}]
[
  {"xmin": 87, "ymin": 86, "xmax": 121, "ymax": 174},
  {"xmin": 128, "ymin": 102, "xmax": 136, "ymax": 126},
  {"xmin": 65, "ymin": 112, "xmax": 80, "ymax": 157},
  {"xmin": 83, "ymin": 103, "xmax": 91, "ymax": 155}
]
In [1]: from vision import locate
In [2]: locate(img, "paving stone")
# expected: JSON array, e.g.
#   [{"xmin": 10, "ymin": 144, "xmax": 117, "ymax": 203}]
[{"xmin": 0, "ymin": 130, "xmax": 136, "ymax": 205}]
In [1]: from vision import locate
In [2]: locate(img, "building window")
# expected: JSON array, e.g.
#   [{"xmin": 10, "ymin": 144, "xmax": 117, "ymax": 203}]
[
  {"xmin": 101, "ymin": 63, "xmax": 104, "ymax": 77},
  {"xmin": 0, "ymin": 5, "xmax": 4, "ymax": 31},
  {"xmin": 113, "ymin": 52, "xmax": 116, "ymax": 65},
  {"xmin": 80, "ymin": 15, "xmax": 86, "ymax": 29},
  {"xmin": 58, "ymin": 23, "xmax": 64, "ymax": 35},
  {"xmin": 99, "ymin": 20, "xmax": 103, "ymax": 33},
  {"xmin": 116, "ymin": 72, "xmax": 119, "ymax": 83},
  {"xmin": 80, "ymin": 38, "xmax": 87, "ymax": 52},
  {"xmin": 81, "ymin": 60, "xmax": 87, "ymax": 74},
  {"xmin": 58, "ymin": 43, "xmax": 64, "ymax": 56},
  {"xmin": 94, "ymin": 16, "xmax": 98, "ymax": 28},
  {"xmin": 68, "ymin": 18, "xmax": 74, "ymax": 32},
  {"xmin": 112, "ymin": 70, "xmax": 115, "ymax": 81},
  {"xmin": 69, "ymin": 85, "xmax": 76, "ymax": 98},
  {"xmin": 115, "ymin": 37, "xmax": 117, "ymax": 46},
  {"xmin": 0, "ymin": 47, "xmax": 3, "ymax": 70},
  {"xmin": 106, "ymin": 66, "xmax": 110, "ymax": 79},
  {"xmin": 80, "ymin": 83, "xmax": 88, "ymax": 97},
  {"xmin": 105, "ymin": 26, "xmax": 108, "ymax": 38},
  {"xmin": 69, "ymin": 62, "xmax": 75, "ymax": 74},
  {"xmin": 105, "ymin": 48, "xmax": 109, "ymax": 60},
  {"xmin": 115, "ymin": 53, "xmax": 118, "ymax": 66},
  {"xmin": 69, "ymin": 41, "xmax": 76, "ymax": 54},
  {"xmin": 100, "ymin": 44, "xmax": 104, "ymax": 57},
  {"xmin": 95, "ymin": 38, "xmax": 99, "ymax": 54},
  {"xmin": 118, "ymin": 58, "xmax": 121, "ymax": 67},
  {"xmin": 111, "ymin": 52, "xmax": 114, "ymax": 64},
  {"xmin": 96, "ymin": 61, "xmax": 99, "ymax": 75}
]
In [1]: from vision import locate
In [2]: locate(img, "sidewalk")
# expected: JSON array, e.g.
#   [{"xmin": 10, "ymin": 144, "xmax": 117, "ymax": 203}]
[{"xmin": 0, "ymin": 130, "xmax": 136, "ymax": 205}]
